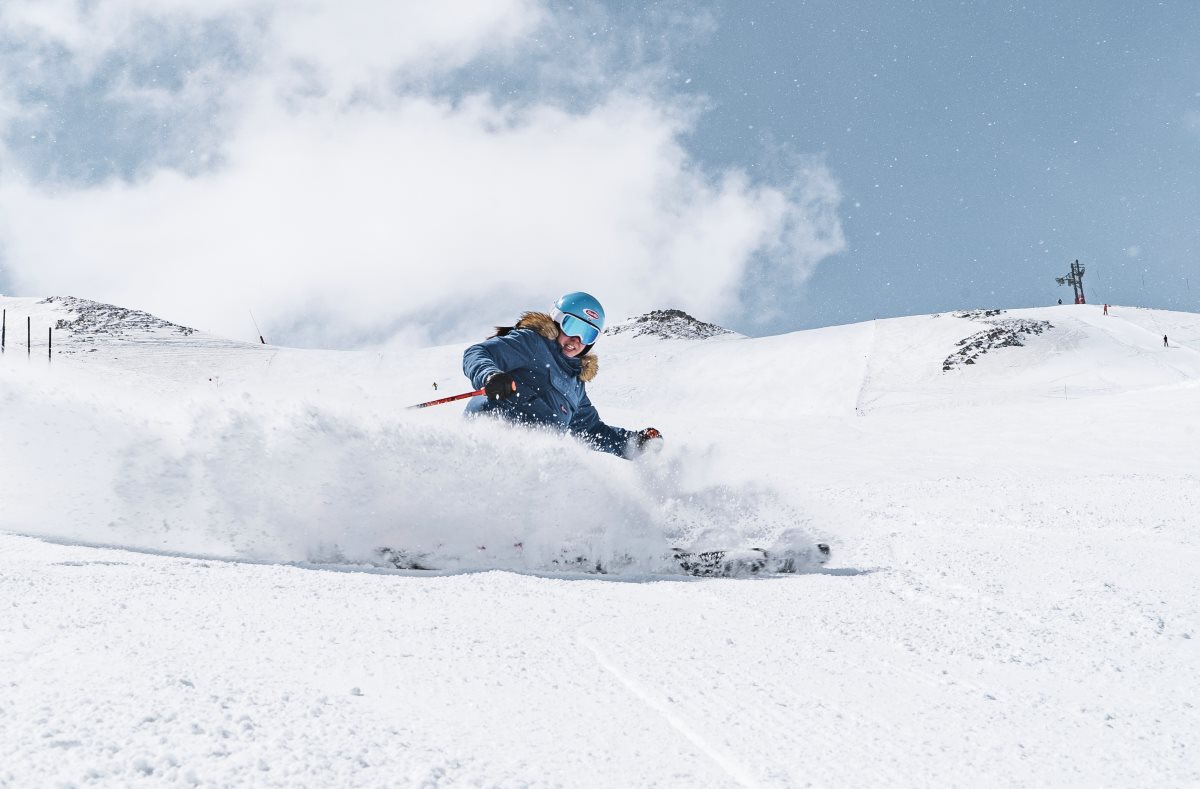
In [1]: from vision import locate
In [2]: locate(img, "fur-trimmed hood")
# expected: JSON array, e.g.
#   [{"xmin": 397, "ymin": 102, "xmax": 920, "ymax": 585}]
[{"xmin": 510, "ymin": 311, "xmax": 599, "ymax": 383}]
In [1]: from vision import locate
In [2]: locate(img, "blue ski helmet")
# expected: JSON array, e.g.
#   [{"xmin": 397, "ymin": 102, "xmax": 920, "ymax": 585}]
[{"xmin": 552, "ymin": 291, "xmax": 605, "ymax": 345}]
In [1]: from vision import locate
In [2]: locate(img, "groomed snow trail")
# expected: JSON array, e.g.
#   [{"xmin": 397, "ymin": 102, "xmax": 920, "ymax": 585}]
[{"xmin": 3, "ymin": 299, "xmax": 1199, "ymax": 786}]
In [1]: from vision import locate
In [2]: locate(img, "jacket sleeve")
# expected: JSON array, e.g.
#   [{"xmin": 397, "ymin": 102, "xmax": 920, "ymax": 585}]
[
  {"xmin": 462, "ymin": 331, "xmax": 537, "ymax": 389},
  {"xmin": 568, "ymin": 391, "xmax": 635, "ymax": 458}
]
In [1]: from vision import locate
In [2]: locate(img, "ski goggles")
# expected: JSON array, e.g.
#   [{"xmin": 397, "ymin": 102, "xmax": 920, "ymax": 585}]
[{"xmin": 555, "ymin": 311, "xmax": 601, "ymax": 345}]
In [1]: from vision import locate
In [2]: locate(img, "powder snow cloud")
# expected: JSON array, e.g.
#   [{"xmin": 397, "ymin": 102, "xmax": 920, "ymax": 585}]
[{"xmin": 0, "ymin": 0, "xmax": 844, "ymax": 347}]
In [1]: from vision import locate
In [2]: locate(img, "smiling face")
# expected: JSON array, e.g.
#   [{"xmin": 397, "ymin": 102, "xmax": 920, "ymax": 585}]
[{"xmin": 556, "ymin": 331, "xmax": 585, "ymax": 358}]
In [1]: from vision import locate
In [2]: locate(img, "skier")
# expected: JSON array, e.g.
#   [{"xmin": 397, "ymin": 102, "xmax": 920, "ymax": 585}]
[
  {"xmin": 462, "ymin": 291, "xmax": 662, "ymax": 458},
  {"xmin": 1164, "ymin": 334, "xmax": 1169, "ymax": 347}
]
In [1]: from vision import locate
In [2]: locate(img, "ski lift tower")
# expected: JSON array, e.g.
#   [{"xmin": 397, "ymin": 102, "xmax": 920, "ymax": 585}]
[{"xmin": 1056, "ymin": 259, "xmax": 1086, "ymax": 304}]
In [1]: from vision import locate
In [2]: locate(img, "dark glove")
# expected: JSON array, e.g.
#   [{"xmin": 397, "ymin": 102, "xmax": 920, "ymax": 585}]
[
  {"xmin": 484, "ymin": 372, "xmax": 517, "ymax": 401},
  {"xmin": 635, "ymin": 427, "xmax": 663, "ymax": 450}
]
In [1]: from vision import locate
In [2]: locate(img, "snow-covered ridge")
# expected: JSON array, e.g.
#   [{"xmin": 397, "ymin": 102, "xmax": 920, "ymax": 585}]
[{"xmin": 603, "ymin": 308, "xmax": 739, "ymax": 340}]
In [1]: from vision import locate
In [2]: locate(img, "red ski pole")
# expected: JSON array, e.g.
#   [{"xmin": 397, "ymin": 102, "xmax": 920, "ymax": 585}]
[{"xmin": 406, "ymin": 380, "xmax": 515, "ymax": 410}]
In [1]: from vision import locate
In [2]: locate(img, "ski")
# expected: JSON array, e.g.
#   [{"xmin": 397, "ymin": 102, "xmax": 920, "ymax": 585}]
[
  {"xmin": 373, "ymin": 543, "xmax": 831, "ymax": 577},
  {"xmin": 671, "ymin": 543, "xmax": 831, "ymax": 577},
  {"xmin": 375, "ymin": 547, "xmax": 436, "ymax": 571}
]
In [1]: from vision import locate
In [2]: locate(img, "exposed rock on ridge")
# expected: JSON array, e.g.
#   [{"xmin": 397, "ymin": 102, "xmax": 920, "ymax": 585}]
[
  {"xmin": 943, "ymin": 309, "xmax": 1052, "ymax": 372},
  {"xmin": 43, "ymin": 296, "xmax": 197, "ymax": 343},
  {"xmin": 604, "ymin": 309, "xmax": 737, "ymax": 341}
]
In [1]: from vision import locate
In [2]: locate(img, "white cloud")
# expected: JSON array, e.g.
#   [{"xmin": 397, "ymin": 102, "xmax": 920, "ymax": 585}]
[
  {"xmin": 0, "ymin": 1, "xmax": 844, "ymax": 347},
  {"xmin": 1, "ymin": 0, "xmax": 541, "ymax": 80},
  {"xmin": 268, "ymin": 0, "xmax": 545, "ymax": 92}
]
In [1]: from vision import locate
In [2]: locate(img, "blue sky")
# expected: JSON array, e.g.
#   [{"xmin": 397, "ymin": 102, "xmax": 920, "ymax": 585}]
[
  {"xmin": 675, "ymin": 1, "xmax": 1200, "ymax": 330},
  {"xmin": 0, "ymin": 1, "xmax": 1196, "ymax": 345}
]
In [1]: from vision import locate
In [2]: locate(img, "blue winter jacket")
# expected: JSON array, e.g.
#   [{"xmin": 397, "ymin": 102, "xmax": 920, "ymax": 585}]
[{"xmin": 462, "ymin": 311, "xmax": 634, "ymax": 457}]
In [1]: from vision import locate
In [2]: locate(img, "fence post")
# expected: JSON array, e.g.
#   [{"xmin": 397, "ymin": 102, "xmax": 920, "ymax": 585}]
[
  {"xmin": 27, "ymin": 316, "xmax": 31, "ymax": 356},
  {"xmin": 2, "ymin": 308, "xmax": 5, "ymax": 351},
  {"xmin": 49, "ymin": 327, "xmax": 52, "ymax": 360}
]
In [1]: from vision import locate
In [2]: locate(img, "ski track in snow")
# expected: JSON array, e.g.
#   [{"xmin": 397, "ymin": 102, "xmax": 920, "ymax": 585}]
[
  {"xmin": 3, "ymin": 298, "xmax": 1200, "ymax": 786},
  {"xmin": 576, "ymin": 630, "xmax": 757, "ymax": 788}
]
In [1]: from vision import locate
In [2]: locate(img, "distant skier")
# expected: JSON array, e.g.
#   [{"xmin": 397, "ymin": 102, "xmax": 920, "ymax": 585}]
[
  {"xmin": 1103, "ymin": 303, "xmax": 1109, "ymax": 316},
  {"xmin": 462, "ymin": 291, "xmax": 662, "ymax": 458},
  {"xmin": 1164, "ymin": 334, "xmax": 1169, "ymax": 347},
  {"xmin": 432, "ymin": 381, "xmax": 438, "ymax": 391}
]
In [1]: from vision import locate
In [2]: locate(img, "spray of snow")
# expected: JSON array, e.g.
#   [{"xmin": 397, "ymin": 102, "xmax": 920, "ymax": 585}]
[{"xmin": 1, "ymin": 358, "xmax": 817, "ymax": 574}]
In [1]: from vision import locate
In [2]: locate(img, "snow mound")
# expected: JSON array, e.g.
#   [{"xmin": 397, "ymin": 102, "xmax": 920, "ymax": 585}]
[
  {"xmin": 43, "ymin": 296, "xmax": 197, "ymax": 345},
  {"xmin": 604, "ymin": 309, "xmax": 738, "ymax": 341}
]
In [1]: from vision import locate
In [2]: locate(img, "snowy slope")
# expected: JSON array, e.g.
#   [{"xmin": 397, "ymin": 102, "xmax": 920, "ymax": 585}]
[{"xmin": 2, "ymin": 297, "xmax": 1198, "ymax": 786}]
